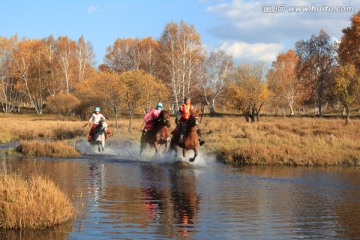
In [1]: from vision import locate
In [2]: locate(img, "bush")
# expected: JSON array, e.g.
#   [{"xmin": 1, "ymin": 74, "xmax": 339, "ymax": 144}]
[
  {"xmin": 46, "ymin": 93, "xmax": 80, "ymax": 118},
  {"xmin": 17, "ymin": 140, "xmax": 80, "ymax": 158}
]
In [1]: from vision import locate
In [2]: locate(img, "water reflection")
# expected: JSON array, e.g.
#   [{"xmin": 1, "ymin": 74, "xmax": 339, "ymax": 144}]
[
  {"xmin": 140, "ymin": 164, "xmax": 200, "ymax": 238},
  {"xmin": 0, "ymin": 222, "xmax": 73, "ymax": 240},
  {"xmin": 1, "ymin": 159, "xmax": 360, "ymax": 239}
]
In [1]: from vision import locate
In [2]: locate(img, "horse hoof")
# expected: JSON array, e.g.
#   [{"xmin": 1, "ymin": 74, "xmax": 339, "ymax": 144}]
[{"xmin": 189, "ymin": 158, "xmax": 195, "ymax": 162}]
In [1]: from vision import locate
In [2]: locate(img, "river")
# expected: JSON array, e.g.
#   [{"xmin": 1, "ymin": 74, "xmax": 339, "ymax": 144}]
[{"xmin": 1, "ymin": 140, "xmax": 360, "ymax": 239}]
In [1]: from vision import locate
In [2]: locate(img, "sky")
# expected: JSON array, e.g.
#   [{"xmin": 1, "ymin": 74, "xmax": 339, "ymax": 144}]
[{"xmin": 1, "ymin": 0, "xmax": 359, "ymax": 66}]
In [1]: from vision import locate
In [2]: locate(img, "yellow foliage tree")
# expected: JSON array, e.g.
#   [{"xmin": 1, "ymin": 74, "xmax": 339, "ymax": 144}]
[
  {"xmin": 75, "ymin": 71, "xmax": 127, "ymax": 130},
  {"xmin": 333, "ymin": 64, "xmax": 360, "ymax": 124},
  {"xmin": 120, "ymin": 70, "xmax": 168, "ymax": 132},
  {"xmin": 223, "ymin": 76, "xmax": 269, "ymax": 122}
]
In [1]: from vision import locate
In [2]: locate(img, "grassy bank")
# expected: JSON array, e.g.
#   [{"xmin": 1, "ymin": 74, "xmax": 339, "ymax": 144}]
[
  {"xmin": 1, "ymin": 113, "xmax": 359, "ymax": 165},
  {"xmin": 0, "ymin": 174, "xmax": 75, "ymax": 229},
  {"xmin": 200, "ymin": 116, "xmax": 360, "ymax": 166}
]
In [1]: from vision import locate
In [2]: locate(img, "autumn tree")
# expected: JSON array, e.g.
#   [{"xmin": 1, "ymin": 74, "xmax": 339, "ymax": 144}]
[
  {"xmin": 158, "ymin": 21, "xmax": 204, "ymax": 111},
  {"xmin": 338, "ymin": 11, "xmax": 360, "ymax": 73},
  {"xmin": 104, "ymin": 37, "xmax": 159, "ymax": 75},
  {"xmin": 53, "ymin": 36, "xmax": 77, "ymax": 94},
  {"xmin": 223, "ymin": 63, "xmax": 269, "ymax": 122},
  {"xmin": 11, "ymin": 38, "xmax": 51, "ymax": 114},
  {"xmin": 75, "ymin": 36, "xmax": 95, "ymax": 83},
  {"xmin": 295, "ymin": 30, "xmax": 337, "ymax": 116},
  {"xmin": 46, "ymin": 93, "xmax": 80, "ymax": 118},
  {"xmin": 0, "ymin": 35, "xmax": 21, "ymax": 112},
  {"xmin": 202, "ymin": 50, "xmax": 233, "ymax": 114},
  {"xmin": 120, "ymin": 70, "xmax": 168, "ymax": 132},
  {"xmin": 333, "ymin": 64, "xmax": 360, "ymax": 124},
  {"xmin": 267, "ymin": 50, "xmax": 299, "ymax": 116}
]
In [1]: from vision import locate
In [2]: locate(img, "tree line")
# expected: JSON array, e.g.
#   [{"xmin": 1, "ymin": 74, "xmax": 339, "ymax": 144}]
[{"xmin": 0, "ymin": 12, "xmax": 359, "ymax": 126}]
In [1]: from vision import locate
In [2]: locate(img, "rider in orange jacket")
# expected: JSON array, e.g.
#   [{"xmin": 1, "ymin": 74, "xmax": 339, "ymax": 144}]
[{"xmin": 172, "ymin": 97, "xmax": 205, "ymax": 146}]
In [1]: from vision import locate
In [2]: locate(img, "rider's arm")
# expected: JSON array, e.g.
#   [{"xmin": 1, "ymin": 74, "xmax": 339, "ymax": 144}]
[
  {"xmin": 175, "ymin": 110, "xmax": 182, "ymax": 125},
  {"xmin": 144, "ymin": 109, "xmax": 155, "ymax": 122},
  {"xmin": 89, "ymin": 113, "xmax": 94, "ymax": 123}
]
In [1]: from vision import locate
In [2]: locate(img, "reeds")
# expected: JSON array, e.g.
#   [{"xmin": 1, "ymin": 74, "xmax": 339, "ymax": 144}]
[{"xmin": 0, "ymin": 174, "xmax": 75, "ymax": 229}]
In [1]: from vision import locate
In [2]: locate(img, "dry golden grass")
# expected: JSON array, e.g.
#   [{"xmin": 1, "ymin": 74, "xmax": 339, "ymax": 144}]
[
  {"xmin": 0, "ymin": 114, "xmax": 87, "ymax": 143},
  {"xmin": 17, "ymin": 141, "xmax": 80, "ymax": 158},
  {"xmin": 0, "ymin": 174, "xmax": 75, "ymax": 229},
  {"xmin": 2, "ymin": 113, "xmax": 359, "ymax": 165},
  {"xmin": 200, "ymin": 116, "xmax": 360, "ymax": 166}
]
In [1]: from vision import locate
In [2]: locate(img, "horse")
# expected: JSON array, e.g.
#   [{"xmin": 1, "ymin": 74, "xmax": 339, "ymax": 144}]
[
  {"xmin": 170, "ymin": 111, "xmax": 199, "ymax": 162},
  {"xmin": 140, "ymin": 110, "xmax": 171, "ymax": 156},
  {"xmin": 89, "ymin": 120, "xmax": 110, "ymax": 152}
]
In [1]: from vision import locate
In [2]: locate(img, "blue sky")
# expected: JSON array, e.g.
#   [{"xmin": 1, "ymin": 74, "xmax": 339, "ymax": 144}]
[{"xmin": 1, "ymin": 0, "xmax": 359, "ymax": 66}]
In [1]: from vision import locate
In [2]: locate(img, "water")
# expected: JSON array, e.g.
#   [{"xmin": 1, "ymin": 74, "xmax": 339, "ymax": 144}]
[{"xmin": 1, "ymin": 140, "xmax": 360, "ymax": 239}]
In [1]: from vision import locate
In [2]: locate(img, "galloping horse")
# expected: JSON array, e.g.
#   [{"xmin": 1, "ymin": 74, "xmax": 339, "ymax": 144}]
[
  {"xmin": 89, "ymin": 120, "xmax": 110, "ymax": 152},
  {"xmin": 140, "ymin": 110, "xmax": 171, "ymax": 155},
  {"xmin": 170, "ymin": 111, "xmax": 199, "ymax": 162}
]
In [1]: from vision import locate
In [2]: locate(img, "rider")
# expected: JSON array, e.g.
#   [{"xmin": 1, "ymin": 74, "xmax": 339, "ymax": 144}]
[
  {"xmin": 143, "ymin": 102, "xmax": 163, "ymax": 132},
  {"xmin": 172, "ymin": 97, "xmax": 205, "ymax": 146},
  {"xmin": 88, "ymin": 107, "xmax": 106, "ymax": 141}
]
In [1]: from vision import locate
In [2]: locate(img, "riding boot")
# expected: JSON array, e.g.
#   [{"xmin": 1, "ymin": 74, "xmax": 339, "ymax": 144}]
[{"xmin": 197, "ymin": 128, "xmax": 205, "ymax": 146}]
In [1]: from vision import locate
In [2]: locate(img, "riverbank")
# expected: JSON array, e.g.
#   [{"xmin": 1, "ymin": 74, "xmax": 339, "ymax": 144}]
[
  {"xmin": 1, "ymin": 113, "xmax": 359, "ymax": 166},
  {"xmin": 202, "ymin": 116, "xmax": 360, "ymax": 166}
]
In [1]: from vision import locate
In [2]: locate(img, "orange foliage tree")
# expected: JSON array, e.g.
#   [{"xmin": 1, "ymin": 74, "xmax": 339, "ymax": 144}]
[
  {"xmin": 267, "ymin": 50, "xmax": 299, "ymax": 116},
  {"xmin": 338, "ymin": 11, "xmax": 360, "ymax": 73}
]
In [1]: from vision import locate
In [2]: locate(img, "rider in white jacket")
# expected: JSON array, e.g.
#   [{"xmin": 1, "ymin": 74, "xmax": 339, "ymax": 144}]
[{"xmin": 88, "ymin": 107, "xmax": 106, "ymax": 141}]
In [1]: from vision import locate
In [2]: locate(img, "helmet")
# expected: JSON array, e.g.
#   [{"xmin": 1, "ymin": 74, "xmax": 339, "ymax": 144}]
[
  {"xmin": 156, "ymin": 102, "xmax": 163, "ymax": 110},
  {"xmin": 95, "ymin": 107, "xmax": 101, "ymax": 112}
]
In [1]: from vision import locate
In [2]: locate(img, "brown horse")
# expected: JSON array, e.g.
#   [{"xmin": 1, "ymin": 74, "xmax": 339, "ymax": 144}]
[
  {"xmin": 140, "ymin": 110, "xmax": 171, "ymax": 155},
  {"xmin": 170, "ymin": 111, "xmax": 199, "ymax": 162}
]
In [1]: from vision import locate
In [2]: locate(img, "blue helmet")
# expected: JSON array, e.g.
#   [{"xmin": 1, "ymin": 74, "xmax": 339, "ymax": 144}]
[
  {"xmin": 156, "ymin": 102, "xmax": 163, "ymax": 110},
  {"xmin": 95, "ymin": 107, "xmax": 101, "ymax": 112}
]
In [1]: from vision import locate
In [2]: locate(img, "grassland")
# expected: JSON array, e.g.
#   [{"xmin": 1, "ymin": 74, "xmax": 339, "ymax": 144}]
[{"xmin": 0, "ymin": 113, "xmax": 359, "ymax": 166}]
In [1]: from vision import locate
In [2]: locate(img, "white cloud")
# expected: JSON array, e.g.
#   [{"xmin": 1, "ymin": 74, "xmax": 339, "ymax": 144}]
[
  {"xmin": 206, "ymin": 0, "xmax": 358, "ymax": 62},
  {"xmin": 219, "ymin": 40, "xmax": 283, "ymax": 62},
  {"xmin": 87, "ymin": 5, "xmax": 99, "ymax": 13}
]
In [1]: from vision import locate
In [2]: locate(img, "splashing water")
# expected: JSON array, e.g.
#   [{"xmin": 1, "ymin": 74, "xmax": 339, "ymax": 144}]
[{"xmin": 75, "ymin": 139, "xmax": 216, "ymax": 167}]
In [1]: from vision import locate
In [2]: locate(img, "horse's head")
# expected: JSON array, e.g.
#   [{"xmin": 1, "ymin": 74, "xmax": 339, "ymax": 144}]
[
  {"xmin": 158, "ymin": 110, "xmax": 171, "ymax": 128},
  {"xmin": 188, "ymin": 111, "xmax": 200, "ymax": 128}
]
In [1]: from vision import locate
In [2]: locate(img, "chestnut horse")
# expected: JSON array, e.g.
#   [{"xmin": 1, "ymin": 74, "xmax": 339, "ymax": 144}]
[
  {"xmin": 140, "ymin": 110, "xmax": 171, "ymax": 155},
  {"xmin": 170, "ymin": 111, "xmax": 199, "ymax": 162}
]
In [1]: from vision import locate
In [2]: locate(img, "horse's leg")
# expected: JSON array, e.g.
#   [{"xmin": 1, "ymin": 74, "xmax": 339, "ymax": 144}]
[
  {"xmin": 102, "ymin": 135, "xmax": 105, "ymax": 151},
  {"xmin": 189, "ymin": 147, "xmax": 198, "ymax": 162},
  {"xmin": 140, "ymin": 133, "xmax": 145, "ymax": 156},
  {"xmin": 163, "ymin": 141, "xmax": 168, "ymax": 153},
  {"xmin": 183, "ymin": 148, "xmax": 187, "ymax": 158},
  {"xmin": 154, "ymin": 143, "xmax": 158, "ymax": 154}
]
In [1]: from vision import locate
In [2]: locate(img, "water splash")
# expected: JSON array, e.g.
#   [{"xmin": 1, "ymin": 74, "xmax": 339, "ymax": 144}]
[{"xmin": 75, "ymin": 139, "xmax": 217, "ymax": 167}]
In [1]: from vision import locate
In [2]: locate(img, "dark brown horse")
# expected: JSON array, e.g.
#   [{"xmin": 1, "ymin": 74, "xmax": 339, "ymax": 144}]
[
  {"xmin": 140, "ymin": 110, "xmax": 171, "ymax": 155},
  {"xmin": 170, "ymin": 111, "xmax": 199, "ymax": 162}
]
